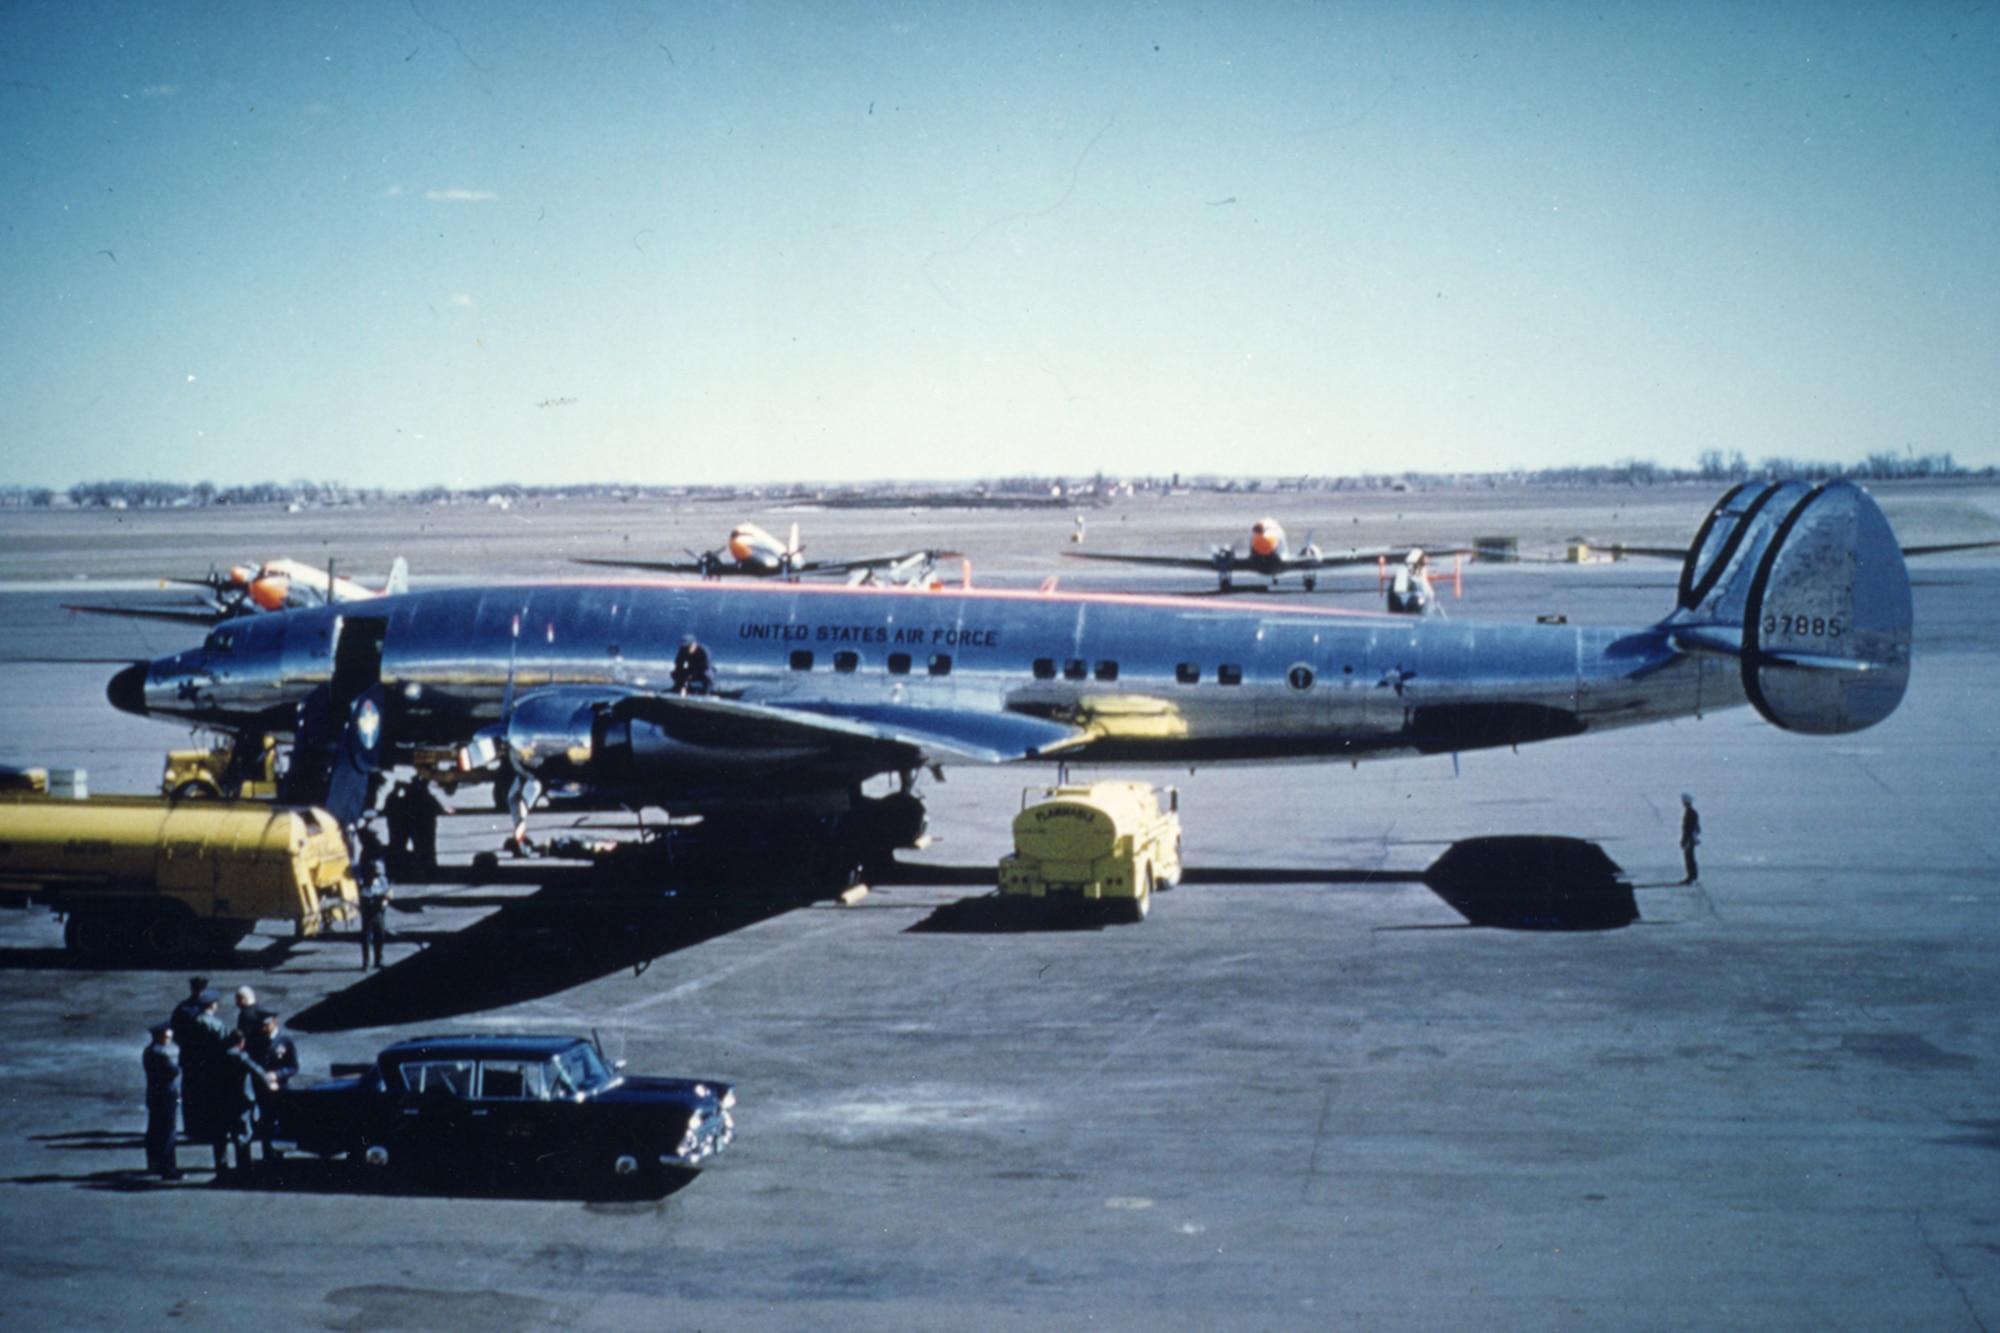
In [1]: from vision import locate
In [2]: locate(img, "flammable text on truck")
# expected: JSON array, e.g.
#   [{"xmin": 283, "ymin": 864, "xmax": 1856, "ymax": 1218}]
[{"xmin": 0, "ymin": 793, "xmax": 358, "ymax": 960}]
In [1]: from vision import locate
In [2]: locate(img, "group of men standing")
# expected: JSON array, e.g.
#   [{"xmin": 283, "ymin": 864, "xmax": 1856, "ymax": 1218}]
[{"xmin": 143, "ymin": 976, "xmax": 299, "ymax": 1181}]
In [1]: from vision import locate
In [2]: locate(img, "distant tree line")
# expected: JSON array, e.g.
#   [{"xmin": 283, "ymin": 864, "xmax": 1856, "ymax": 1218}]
[{"xmin": 2, "ymin": 451, "xmax": 1987, "ymax": 510}]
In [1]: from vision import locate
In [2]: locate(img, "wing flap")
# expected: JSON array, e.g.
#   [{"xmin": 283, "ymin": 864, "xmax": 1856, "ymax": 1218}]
[{"xmin": 614, "ymin": 693, "xmax": 1083, "ymax": 766}]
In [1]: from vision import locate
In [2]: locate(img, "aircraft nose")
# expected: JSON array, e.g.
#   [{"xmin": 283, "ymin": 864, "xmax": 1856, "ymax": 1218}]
[{"xmin": 106, "ymin": 662, "xmax": 150, "ymax": 717}]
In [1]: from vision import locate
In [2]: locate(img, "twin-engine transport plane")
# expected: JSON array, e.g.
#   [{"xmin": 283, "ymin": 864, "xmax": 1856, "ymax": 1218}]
[
  {"xmin": 69, "ymin": 556, "xmax": 410, "ymax": 626},
  {"xmin": 108, "ymin": 482, "xmax": 1911, "ymax": 864},
  {"xmin": 574, "ymin": 520, "xmax": 951, "ymax": 584},
  {"xmin": 1063, "ymin": 516, "xmax": 1447, "ymax": 594}
]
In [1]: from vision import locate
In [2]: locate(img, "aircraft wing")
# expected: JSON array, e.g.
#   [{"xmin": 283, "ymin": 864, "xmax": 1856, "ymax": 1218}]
[
  {"xmin": 794, "ymin": 549, "xmax": 956, "ymax": 577},
  {"xmin": 1899, "ymin": 539, "xmax": 2000, "ymax": 557},
  {"xmin": 1061, "ymin": 550, "xmax": 1228, "ymax": 571},
  {"xmin": 569, "ymin": 556, "xmax": 719, "ymax": 576},
  {"xmin": 63, "ymin": 601, "xmax": 230, "ymax": 626},
  {"xmin": 1612, "ymin": 538, "xmax": 2000, "ymax": 561},
  {"xmin": 614, "ymin": 692, "xmax": 1085, "ymax": 766},
  {"xmin": 1289, "ymin": 546, "xmax": 1431, "ymax": 569}
]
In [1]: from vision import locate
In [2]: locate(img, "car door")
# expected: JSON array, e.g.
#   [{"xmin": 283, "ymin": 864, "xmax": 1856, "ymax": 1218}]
[
  {"xmin": 475, "ymin": 1058, "xmax": 561, "ymax": 1186},
  {"xmin": 390, "ymin": 1057, "xmax": 483, "ymax": 1186}
]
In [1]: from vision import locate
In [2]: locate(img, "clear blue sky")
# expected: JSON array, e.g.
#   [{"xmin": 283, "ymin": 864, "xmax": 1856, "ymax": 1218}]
[{"xmin": 2, "ymin": 2, "xmax": 1995, "ymax": 489}]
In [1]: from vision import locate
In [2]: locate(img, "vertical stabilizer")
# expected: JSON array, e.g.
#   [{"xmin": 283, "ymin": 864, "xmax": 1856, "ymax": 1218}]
[{"xmin": 1668, "ymin": 481, "xmax": 1911, "ymax": 734}]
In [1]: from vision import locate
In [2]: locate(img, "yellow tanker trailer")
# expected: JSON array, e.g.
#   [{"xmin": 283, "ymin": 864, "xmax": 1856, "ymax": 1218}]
[
  {"xmin": 0, "ymin": 794, "xmax": 358, "ymax": 960},
  {"xmin": 998, "ymin": 781, "xmax": 1181, "ymax": 923}
]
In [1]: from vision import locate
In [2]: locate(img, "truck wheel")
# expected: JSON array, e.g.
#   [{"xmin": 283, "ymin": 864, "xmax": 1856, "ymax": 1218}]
[
  {"xmin": 64, "ymin": 913, "xmax": 138, "ymax": 959},
  {"xmin": 142, "ymin": 915, "xmax": 204, "ymax": 959},
  {"xmin": 1108, "ymin": 868, "xmax": 1153, "ymax": 925},
  {"xmin": 171, "ymin": 779, "xmax": 222, "ymax": 800}
]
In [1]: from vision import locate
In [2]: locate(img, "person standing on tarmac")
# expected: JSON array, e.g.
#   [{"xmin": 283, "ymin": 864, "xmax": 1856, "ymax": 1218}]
[
  {"xmin": 233, "ymin": 985, "xmax": 261, "ymax": 1047},
  {"xmin": 1680, "ymin": 794, "xmax": 1702, "ymax": 885},
  {"xmin": 357, "ymin": 848, "xmax": 391, "ymax": 971},
  {"xmin": 142, "ymin": 1021, "xmax": 182, "ymax": 1181},
  {"xmin": 177, "ymin": 989, "xmax": 227, "ymax": 1168},
  {"xmin": 214, "ymin": 1029, "xmax": 271, "ymax": 1179},
  {"xmin": 253, "ymin": 1011, "xmax": 298, "ymax": 1163}
]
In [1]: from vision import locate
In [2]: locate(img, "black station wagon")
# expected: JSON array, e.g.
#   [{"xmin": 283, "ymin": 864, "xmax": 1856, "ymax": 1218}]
[{"xmin": 274, "ymin": 1034, "xmax": 734, "ymax": 1193}]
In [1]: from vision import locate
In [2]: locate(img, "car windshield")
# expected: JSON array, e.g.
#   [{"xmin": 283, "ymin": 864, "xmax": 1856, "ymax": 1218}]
[{"xmin": 555, "ymin": 1043, "xmax": 615, "ymax": 1093}]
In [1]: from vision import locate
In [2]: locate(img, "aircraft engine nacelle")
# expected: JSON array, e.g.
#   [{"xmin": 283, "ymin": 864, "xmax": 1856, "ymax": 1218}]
[
  {"xmin": 248, "ymin": 572, "xmax": 292, "ymax": 612},
  {"xmin": 494, "ymin": 688, "xmax": 833, "ymax": 798},
  {"xmin": 1677, "ymin": 480, "xmax": 1911, "ymax": 735},
  {"xmin": 500, "ymin": 689, "xmax": 606, "ymax": 786}
]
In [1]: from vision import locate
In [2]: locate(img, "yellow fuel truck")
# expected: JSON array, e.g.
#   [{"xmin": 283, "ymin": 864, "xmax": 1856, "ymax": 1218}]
[
  {"xmin": 160, "ymin": 734, "xmax": 280, "ymax": 800},
  {"xmin": 998, "ymin": 782, "xmax": 1181, "ymax": 922},
  {"xmin": 0, "ymin": 794, "xmax": 358, "ymax": 960}
]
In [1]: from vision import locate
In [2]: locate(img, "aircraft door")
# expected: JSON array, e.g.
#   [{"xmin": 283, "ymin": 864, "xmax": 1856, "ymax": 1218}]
[{"xmin": 330, "ymin": 616, "xmax": 388, "ymax": 715}]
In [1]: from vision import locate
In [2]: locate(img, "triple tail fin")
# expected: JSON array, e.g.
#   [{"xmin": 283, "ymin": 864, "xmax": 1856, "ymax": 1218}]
[{"xmin": 1663, "ymin": 480, "xmax": 1912, "ymax": 734}]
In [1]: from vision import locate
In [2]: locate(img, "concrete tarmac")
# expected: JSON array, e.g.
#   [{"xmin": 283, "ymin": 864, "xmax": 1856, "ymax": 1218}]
[{"xmin": 0, "ymin": 487, "xmax": 1996, "ymax": 1330}]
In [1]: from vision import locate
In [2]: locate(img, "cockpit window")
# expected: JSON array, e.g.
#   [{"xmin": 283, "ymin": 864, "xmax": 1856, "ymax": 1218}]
[{"xmin": 204, "ymin": 630, "xmax": 235, "ymax": 652}]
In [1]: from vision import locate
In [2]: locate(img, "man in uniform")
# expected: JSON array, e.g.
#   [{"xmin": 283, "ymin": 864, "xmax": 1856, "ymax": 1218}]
[
  {"xmin": 253, "ymin": 1011, "xmax": 299, "ymax": 1163},
  {"xmin": 672, "ymin": 634, "xmax": 715, "ymax": 696},
  {"xmin": 142, "ymin": 1021, "xmax": 182, "ymax": 1181},
  {"xmin": 357, "ymin": 846, "xmax": 391, "ymax": 970},
  {"xmin": 214, "ymin": 1029, "xmax": 272, "ymax": 1179},
  {"xmin": 168, "ymin": 976, "xmax": 208, "ymax": 1051},
  {"xmin": 176, "ymin": 989, "xmax": 228, "ymax": 1175},
  {"xmin": 1680, "ymin": 793, "xmax": 1702, "ymax": 885}
]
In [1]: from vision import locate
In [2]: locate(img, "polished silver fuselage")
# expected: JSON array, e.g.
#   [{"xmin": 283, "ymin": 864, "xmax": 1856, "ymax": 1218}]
[{"xmin": 130, "ymin": 579, "xmax": 1740, "ymax": 766}]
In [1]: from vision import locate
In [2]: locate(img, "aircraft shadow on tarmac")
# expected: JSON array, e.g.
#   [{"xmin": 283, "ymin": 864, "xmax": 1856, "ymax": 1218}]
[
  {"xmin": 1, "ymin": 835, "xmax": 1637, "ymax": 1031},
  {"xmin": 901, "ymin": 834, "xmax": 1639, "ymax": 934},
  {"xmin": 290, "ymin": 882, "xmax": 818, "ymax": 1033},
  {"xmin": 18, "ymin": 1130, "xmax": 698, "ymax": 1202}
]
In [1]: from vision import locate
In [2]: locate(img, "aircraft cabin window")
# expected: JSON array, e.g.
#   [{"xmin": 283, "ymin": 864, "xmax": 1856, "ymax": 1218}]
[
  {"xmin": 928, "ymin": 654, "xmax": 952, "ymax": 676},
  {"xmin": 1217, "ymin": 664, "xmax": 1244, "ymax": 686},
  {"xmin": 1175, "ymin": 662, "xmax": 1200, "ymax": 685},
  {"xmin": 887, "ymin": 652, "xmax": 912, "ymax": 675},
  {"xmin": 789, "ymin": 650, "xmax": 813, "ymax": 671},
  {"xmin": 1287, "ymin": 664, "xmax": 1315, "ymax": 691},
  {"xmin": 1094, "ymin": 660, "xmax": 1118, "ymax": 682},
  {"xmin": 1032, "ymin": 658, "xmax": 1057, "ymax": 680},
  {"xmin": 1063, "ymin": 659, "xmax": 1087, "ymax": 681},
  {"xmin": 834, "ymin": 651, "xmax": 859, "ymax": 673}
]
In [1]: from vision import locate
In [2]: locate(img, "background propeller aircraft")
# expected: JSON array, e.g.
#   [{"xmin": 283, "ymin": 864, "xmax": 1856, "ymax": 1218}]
[
  {"xmin": 573, "ymin": 520, "xmax": 954, "ymax": 585},
  {"xmin": 68, "ymin": 556, "xmax": 409, "ymax": 625},
  {"xmin": 1063, "ymin": 516, "xmax": 1459, "ymax": 596},
  {"xmin": 109, "ymin": 482, "xmax": 1911, "ymax": 876}
]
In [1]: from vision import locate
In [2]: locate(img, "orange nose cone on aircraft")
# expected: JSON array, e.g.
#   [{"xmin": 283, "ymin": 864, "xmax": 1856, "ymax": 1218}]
[
  {"xmin": 226, "ymin": 564, "xmax": 258, "ymax": 588},
  {"xmin": 727, "ymin": 529, "xmax": 757, "ymax": 562},
  {"xmin": 1250, "ymin": 519, "xmax": 1284, "ymax": 558},
  {"xmin": 249, "ymin": 575, "xmax": 290, "ymax": 611}
]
